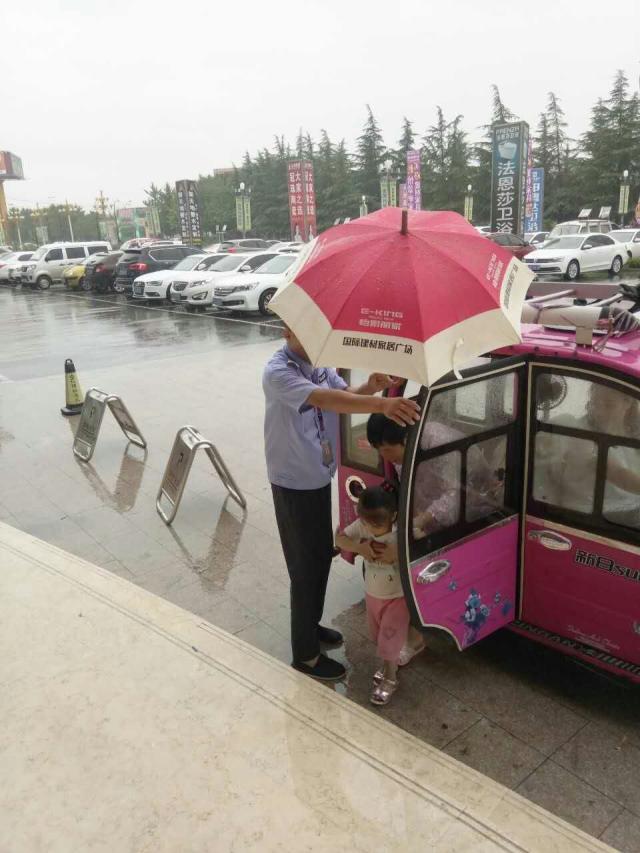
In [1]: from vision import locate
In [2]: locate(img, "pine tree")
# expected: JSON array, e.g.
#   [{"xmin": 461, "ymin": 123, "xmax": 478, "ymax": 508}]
[
  {"xmin": 355, "ymin": 105, "xmax": 387, "ymax": 208},
  {"xmin": 423, "ymin": 108, "xmax": 470, "ymax": 211},
  {"xmin": 580, "ymin": 71, "xmax": 640, "ymax": 217}
]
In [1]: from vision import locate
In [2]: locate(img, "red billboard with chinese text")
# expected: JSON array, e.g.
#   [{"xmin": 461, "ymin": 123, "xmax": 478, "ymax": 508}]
[{"xmin": 287, "ymin": 160, "xmax": 317, "ymax": 241}]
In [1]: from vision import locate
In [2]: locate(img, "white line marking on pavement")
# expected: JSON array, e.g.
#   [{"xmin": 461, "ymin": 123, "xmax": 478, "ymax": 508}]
[{"xmin": 61, "ymin": 292, "xmax": 285, "ymax": 330}]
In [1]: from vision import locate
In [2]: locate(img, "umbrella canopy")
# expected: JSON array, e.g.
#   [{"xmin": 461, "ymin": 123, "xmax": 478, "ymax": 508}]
[{"xmin": 270, "ymin": 208, "xmax": 534, "ymax": 386}]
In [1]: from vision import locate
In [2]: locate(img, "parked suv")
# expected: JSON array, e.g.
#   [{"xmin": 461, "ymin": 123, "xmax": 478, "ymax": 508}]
[
  {"xmin": 21, "ymin": 241, "xmax": 112, "ymax": 289},
  {"xmin": 113, "ymin": 244, "xmax": 203, "ymax": 295},
  {"xmin": 84, "ymin": 251, "xmax": 123, "ymax": 292}
]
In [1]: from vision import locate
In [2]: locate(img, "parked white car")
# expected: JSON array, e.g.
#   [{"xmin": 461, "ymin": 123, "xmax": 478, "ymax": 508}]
[
  {"xmin": 523, "ymin": 234, "xmax": 627, "ymax": 281},
  {"xmin": 130, "ymin": 254, "xmax": 226, "ymax": 302},
  {"xmin": 172, "ymin": 252, "xmax": 279, "ymax": 310},
  {"xmin": 609, "ymin": 228, "xmax": 640, "ymax": 261},
  {"xmin": 208, "ymin": 253, "xmax": 297, "ymax": 314},
  {"xmin": 0, "ymin": 250, "xmax": 34, "ymax": 283}
]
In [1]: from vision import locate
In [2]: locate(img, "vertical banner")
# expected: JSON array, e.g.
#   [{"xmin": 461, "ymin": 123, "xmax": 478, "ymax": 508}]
[
  {"xmin": 235, "ymin": 196, "xmax": 245, "ymax": 233},
  {"xmin": 243, "ymin": 196, "xmax": 252, "ymax": 232},
  {"xmin": 399, "ymin": 183, "xmax": 407, "ymax": 208},
  {"xmin": 524, "ymin": 168, "xmax": 545, "ymax": 233},
  {"xmin": 175, "ymin": 180, "xmax": 202, "ymax": 245},
  {"xmin": 303, "ymin": 161, "xmax": 316, "ymax": 239},
  {"xmin": 524, "ymin": 143, "xmax": 534, "ymax": 228},
  {"xmin": 464, "ymin": 192, "xmax": 474, "ymax": 223},
  {"xmin": 406, "ymin": 150, "xmax": 422, "ymax": 210},
  {"xmin": 380, "ymin": 178, "xmax": 389, "ymax": 208},
  {"xmin": 380, "ymin": 176, "xmax": 398, "ymax": 208},
  {"xmin": 490, "ymin": 122, "xmax": 529, "ymax": 235},
  {"xmin": 287, "ymin": 160, "xmax": 316, "ymax": 241},
  {"xmin": 35, "ymin": 224, "xmax": 49, "ymax": 244}
]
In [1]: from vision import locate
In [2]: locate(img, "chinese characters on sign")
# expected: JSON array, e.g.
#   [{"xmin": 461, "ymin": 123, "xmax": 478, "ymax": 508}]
[
  {"xmin": 175, "ymin": 180, "xmax": 202, "ymax": 246},
  {"xmin": 380, "ymin": 175, "xmax": 398, "ymax": 208},
  {"xmin": 490, "ymin": 122, "xmax": 529, "ymax": 235},
  {"xmin": 524, "ymin": 143, "xmax": 534, "ymax": 227},
  {"xmin": 287, "ymin": 160, "xmax": 317, "ymax": 241},
  {"xmin": 406, "ymin": 150, "xmax": 422, "ymax": 210},
  {"xmin": 342, "ymin": 337, "xmax": 413, "ymax": 355},
  {"xmin": 524, "ymin": 168, "xmax": 545, "ymax": 233}
]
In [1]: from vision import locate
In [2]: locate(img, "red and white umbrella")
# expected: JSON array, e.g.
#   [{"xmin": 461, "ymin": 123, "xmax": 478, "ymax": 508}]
[{"xmin": 271, "ymin": 208, "xmax": 534, "ymax": 385}]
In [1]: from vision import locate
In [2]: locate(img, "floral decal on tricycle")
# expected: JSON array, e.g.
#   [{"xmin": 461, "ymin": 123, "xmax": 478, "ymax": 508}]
[{"xmin": 462, "ymin": 589, "xmax": 512, "ymax": 646}]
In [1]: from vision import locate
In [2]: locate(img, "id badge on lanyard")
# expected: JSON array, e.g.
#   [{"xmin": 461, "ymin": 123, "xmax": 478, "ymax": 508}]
[
  {"xmin": 313, "ymin": 367, "xmax": 334, "ymax": 469},
  {"xmin": 315, "ymin": 407, "xmax": 334, "ymax": 468}
]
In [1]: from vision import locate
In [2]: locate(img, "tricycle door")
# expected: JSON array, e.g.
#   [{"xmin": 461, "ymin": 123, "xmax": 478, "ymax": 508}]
[
  {"xmin": 399, "ymin": 359, "xmax": 526, "ymax": 649},
  {"xmin": 521, "ymin": 366, "xmax": 640, "ymax": 669}
]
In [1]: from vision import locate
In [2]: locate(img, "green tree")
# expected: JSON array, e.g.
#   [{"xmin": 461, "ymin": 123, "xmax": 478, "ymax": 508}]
[
  {"xmin": 355, "ymin": 105, "xmax": 387, "ymax": 208},
  {"xmin": 579, "ymin": 70, "xmax": 640, "ymax": 217},
  {"xmin": 422, "ymin": 108, "xmax": 470, "ymax": 211}
]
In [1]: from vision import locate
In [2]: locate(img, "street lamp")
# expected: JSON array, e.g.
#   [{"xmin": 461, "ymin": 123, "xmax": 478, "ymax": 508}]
[
  {"xmin": 359, "ymin": 195, "xmax": 368, "ymax": 218},
  {"xmin": 618, "ymin": 169, "xmax": 630, "ymax": 226},
  {"xmin": 464, "ymin": 184, "xmax": 474, "ymax": 223},
  {"xmin": 235, "ymin": 182, "xmax": 251, "ymax": 239}
]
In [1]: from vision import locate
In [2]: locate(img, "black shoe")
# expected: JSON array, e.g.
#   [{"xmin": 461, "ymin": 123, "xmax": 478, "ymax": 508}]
[
  {"xmin": 318, "ymin": 625, "xmax": 343, "ymax": 648},
  {"xmin": 292, "ymin": 654, "xmax": 346, "ymax": 682}
]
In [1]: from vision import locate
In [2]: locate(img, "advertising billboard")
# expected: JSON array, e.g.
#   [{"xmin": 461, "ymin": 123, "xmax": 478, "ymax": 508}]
[
  {"xmin": 524, "ymin": 168, "xmax": 545, "ymax": 233},
  {"xmin": 406, "ymin": 150, "xmax": 421, "ymax": 210},
  {"xmin": 490, "ymin": 121, "xmax": 529, "ymax": 235},
  {"xmin": 175, "ymin": 180, "xmax": 202, "ymax": 246},
  {"xmin": 287, "ymin": 160, "xmax": 316, "ymax": 241},
  {"xmin": 0, "ymin": 151, "xmax": 24, "ymax": 180}
]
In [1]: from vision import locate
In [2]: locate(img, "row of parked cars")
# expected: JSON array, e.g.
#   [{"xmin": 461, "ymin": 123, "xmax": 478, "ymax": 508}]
[
  {"xmin": 3, "ymin": 223, "xmax": 640, "ymax": 311},
  {"xmin": 0, "ymin": 237, "xmax": 304, "ymax": 315},
  {"xmin": 477, "ymin": 222, "xmax": 640, "ymax": 281}
]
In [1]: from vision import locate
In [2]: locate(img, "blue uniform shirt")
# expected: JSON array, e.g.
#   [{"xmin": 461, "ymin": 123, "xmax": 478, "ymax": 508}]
[{"xmin": 263, "ymin": 345, "xmax": 348, "ymax": 490}]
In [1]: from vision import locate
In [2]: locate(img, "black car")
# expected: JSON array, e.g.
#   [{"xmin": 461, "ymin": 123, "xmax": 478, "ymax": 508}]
[
  {"xmin": 113, "ymin": 244, "xmax": 203, "ymax": 295},
  {"xmin": 84, "ymin": 251, "xmax": 123, "ymax": 293}
]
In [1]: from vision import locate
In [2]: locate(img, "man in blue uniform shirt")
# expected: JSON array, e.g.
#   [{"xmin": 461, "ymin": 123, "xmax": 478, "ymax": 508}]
[{"xmin": 263, "ymin": 326, "xmax": 420, "ymax": 681}]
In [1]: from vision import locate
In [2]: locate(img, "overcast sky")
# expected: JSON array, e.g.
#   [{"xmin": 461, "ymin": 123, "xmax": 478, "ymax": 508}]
[{"xmin": 3, "ymin": 0, "xmax": 639, "ymax": 211}]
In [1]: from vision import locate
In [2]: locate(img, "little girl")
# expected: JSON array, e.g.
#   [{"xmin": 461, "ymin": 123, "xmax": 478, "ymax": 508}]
[{"xmin": 336, "ymin": 482, "xmax": 423, "ymax": 706}]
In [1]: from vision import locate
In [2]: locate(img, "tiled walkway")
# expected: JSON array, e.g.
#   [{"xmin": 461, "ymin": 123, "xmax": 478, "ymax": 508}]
[{"xmin": 1, "ymin": 288, "xmax": 639, "ymax": 850}]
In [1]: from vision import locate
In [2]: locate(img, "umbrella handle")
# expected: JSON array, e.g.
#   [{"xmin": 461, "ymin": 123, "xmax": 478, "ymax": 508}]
[{"xmin": 401, "ymin": 209, "xmax": 409, "ymax": 235}]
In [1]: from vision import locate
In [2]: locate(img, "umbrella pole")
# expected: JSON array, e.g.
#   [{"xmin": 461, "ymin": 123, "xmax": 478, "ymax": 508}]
[{"xmin": 400, "ymin": 209, "xmax": 408, "ymax": 235}]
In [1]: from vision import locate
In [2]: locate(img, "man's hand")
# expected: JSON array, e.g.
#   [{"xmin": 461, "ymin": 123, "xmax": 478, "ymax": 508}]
[{"xmin": 381, "ymin": 395, "xmax": 420, "ymax": 426}]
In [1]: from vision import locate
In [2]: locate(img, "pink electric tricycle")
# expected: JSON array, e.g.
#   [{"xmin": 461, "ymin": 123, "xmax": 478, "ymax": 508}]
[{"xmin": 338, "ymin": 282, "xmax": 640, "ymax": 682}]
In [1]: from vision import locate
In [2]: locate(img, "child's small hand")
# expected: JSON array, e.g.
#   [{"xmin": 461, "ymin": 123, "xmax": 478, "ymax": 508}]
[
  {"xmin": 371, "ymin": 541, "xmax": 398, "ymax": 564},
  {"xmin": 358, "ymin": 539, "xmax": 378, "ymax": 562}
]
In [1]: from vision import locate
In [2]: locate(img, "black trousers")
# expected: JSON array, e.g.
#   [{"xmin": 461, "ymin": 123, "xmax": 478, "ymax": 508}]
[{"xmin": 271, "ymin": 483, "xmax": 334, "ymax": 663}]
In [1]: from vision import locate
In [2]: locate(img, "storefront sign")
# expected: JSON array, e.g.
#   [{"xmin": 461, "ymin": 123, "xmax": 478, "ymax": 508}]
[
  {"xmin": 490, "ymin": 121, "xmax": 529, "ymax": 235},
  {"xmin": 0, "ymin": 151, "xmax": 24, "ymax": 180},
  {"xmin": 287, "ymin": 160, "xmax": 316, "ymax": 241},
  {"xmin": 524, "ymin": 168, "xmax": 545, "ymax": 233},
  {"xmin": 175, "ymin": 179, "xmax": 202, "ymax": 246},
  {"xmin": 406, "ymin": 150, "xmax": 421, "ymax": 210}
]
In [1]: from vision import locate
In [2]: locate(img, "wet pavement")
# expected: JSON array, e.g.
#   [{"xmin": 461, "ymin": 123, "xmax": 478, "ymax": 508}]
[{"xmin": 1, "ymin": 285, "xmax": 639, "ymax": 851}]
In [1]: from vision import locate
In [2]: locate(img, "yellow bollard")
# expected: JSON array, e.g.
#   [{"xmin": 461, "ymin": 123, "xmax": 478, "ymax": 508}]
[{"xmin": 60, "ymin": 358, "xmax": 84, "ymax": 416}]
